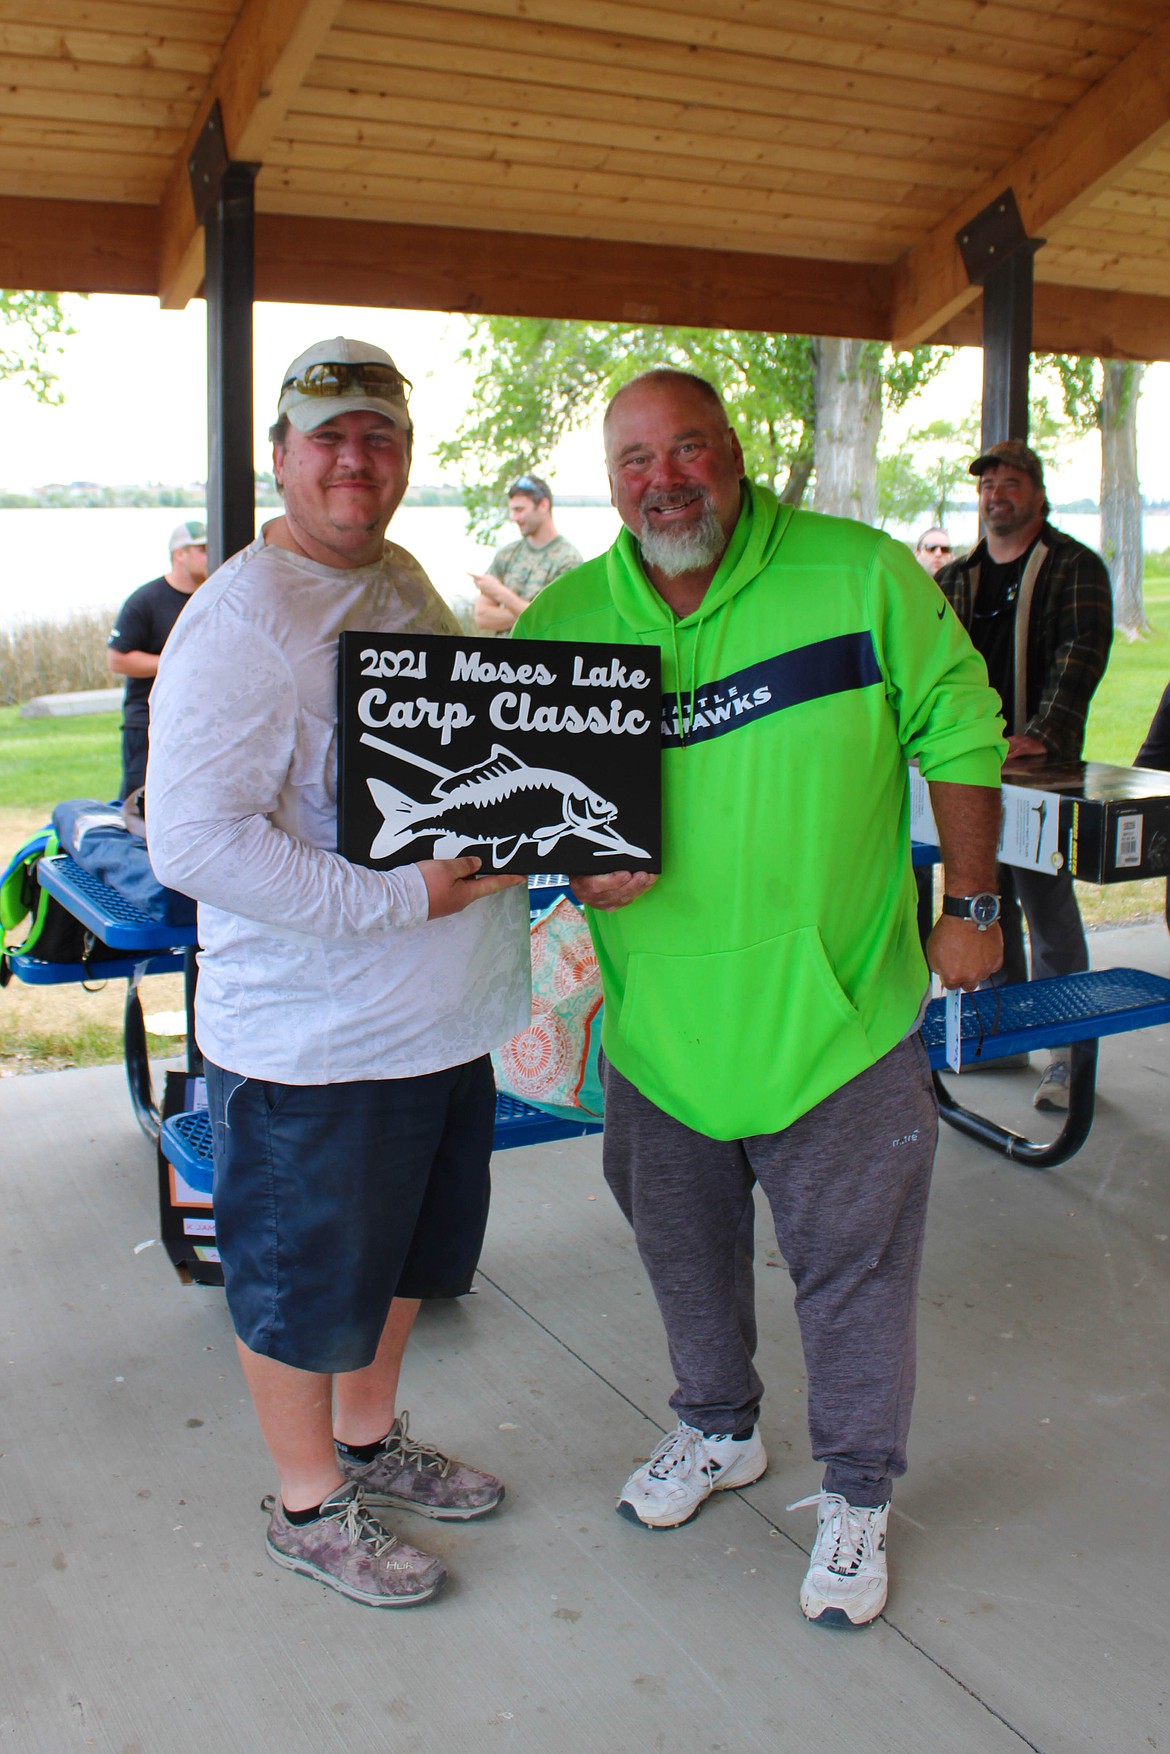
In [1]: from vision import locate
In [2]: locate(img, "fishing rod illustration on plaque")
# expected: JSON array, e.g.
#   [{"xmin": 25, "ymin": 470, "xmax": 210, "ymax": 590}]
[{"xmin": 337, "ymin": 633, "xmax": 661, "ymax": 875}]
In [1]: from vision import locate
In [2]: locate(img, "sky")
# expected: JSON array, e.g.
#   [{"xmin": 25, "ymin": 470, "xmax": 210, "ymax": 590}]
[{"xmin": 1, "ymin": 292, "xmax": 1167, "ymax": 504}]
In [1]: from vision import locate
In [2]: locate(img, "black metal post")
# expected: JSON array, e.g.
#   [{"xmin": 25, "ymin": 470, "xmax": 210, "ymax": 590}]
[
  {"xmin": 980, "ymin": 250, "xmax": 1036, "ymax": 448},
  {"xmin": 956, "ymin": 189, "xmax": 1044, "ymax": 450},
  {"xmin": 188, "ymin": 103, "xmax": 259, "ymax": 570}
]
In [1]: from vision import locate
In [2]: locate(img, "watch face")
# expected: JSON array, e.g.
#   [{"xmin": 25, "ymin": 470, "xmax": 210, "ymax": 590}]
[{"xmin": 971, "ymin": 894, "xmax": 1000, "ymax": 926}]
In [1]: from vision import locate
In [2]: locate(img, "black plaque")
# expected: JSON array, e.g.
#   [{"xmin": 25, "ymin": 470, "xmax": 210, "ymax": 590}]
[{"xmin": 338, "ymin": 633, "xmax": 661, "ymax": 875}]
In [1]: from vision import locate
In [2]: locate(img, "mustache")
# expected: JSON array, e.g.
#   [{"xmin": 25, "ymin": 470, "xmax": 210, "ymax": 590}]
[{"xmin": 642, "ymin": 488, "xmax": 710, "ymax": 513}]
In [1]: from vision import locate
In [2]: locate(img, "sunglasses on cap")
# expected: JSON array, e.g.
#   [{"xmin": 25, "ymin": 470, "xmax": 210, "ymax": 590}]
[{"xmin": 281, "ymin": 361, "xmax": 413, "ymax": 401}]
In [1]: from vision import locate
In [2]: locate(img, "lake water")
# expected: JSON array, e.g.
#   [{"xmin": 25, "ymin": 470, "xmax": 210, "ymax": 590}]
[
  {"xmin": 1, "ymin": 503, "xmax": 1166, "ymax": 632},
  {"xmin": 0, "ymin": 504, "xmax": 621, "ymax": 631}
]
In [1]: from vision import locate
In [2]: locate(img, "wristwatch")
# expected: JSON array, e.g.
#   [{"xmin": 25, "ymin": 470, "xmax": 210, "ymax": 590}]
[{"xmin": 941, "ymin": 892, "xmax": 1001, "ymax": 931}]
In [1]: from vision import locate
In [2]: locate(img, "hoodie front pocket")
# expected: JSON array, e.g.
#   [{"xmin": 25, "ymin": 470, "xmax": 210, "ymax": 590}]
[{"xmin": 616, "ymin": 926, "xmax": 874, "ymax": 1139}]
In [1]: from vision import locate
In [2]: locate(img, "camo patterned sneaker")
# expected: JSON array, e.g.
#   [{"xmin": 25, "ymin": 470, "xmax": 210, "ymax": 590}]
[
  {"xmin": 263, "ymin": 1483, "xmax": 445, "ymax": 1607},
  {"xmin": 788, "ymin": 1491, "xmax": 889, "ymax": 1629},
  {"xmin": 617, "ymin": 1421, "xmax": 768, "ymax": 1529},
  {"xmin": 336, "ymin": 1412, "xmax": 505, "ymax": 1520}
]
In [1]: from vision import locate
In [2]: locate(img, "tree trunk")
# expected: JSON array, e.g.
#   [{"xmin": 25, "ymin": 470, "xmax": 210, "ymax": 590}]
[
  {"xmin": 779, "ymin": 429, "xmax": 815, "ymax": 505},
  {"xmin": 811, "ymin": 338, "xmax": 882, "ymax": 523},
  {"xmin": 1100, "ymin": 359, "xmax": 1147, "ymax": 638}
]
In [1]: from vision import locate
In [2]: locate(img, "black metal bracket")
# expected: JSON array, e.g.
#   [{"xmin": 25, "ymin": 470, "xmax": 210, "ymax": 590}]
[
  {"xmin": 188, "ymin": 102, "xmax": 231, "ymax": 227},
  {"xmin": 956, "ymin": 188, "xmax": 1044, "ymax": 287}
]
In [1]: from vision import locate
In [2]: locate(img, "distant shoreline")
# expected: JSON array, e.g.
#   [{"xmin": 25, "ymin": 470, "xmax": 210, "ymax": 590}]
[
  {"xmin": 0, "ymin": 486, "xmax": 616, "ymax": 512},
  {"xmin": 3, "ymin": 491, "xmax": 1168, "ymax": 517}
]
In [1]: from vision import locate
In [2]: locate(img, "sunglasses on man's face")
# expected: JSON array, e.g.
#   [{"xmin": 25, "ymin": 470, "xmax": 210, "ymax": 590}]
[
  {"xmin": 922, "ymin": 544, "xmax": 953, "ymax": 555},
  {"xmin": 282, "ymin": 361, "xmax": 412, "ymax": 401}
]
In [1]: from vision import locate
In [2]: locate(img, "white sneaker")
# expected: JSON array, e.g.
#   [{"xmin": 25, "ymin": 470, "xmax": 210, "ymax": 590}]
[
  {"xmin": 788, "ymin": 1491, "xmax": 889, "ymax": 1628},
  {"xmin": 617, "ymin": 1421, "xmax": 767, "ymax": 1529},
  {"xmin": 1033, "ymin": 1057, "xmax": 1071, "ymax": 1111}
]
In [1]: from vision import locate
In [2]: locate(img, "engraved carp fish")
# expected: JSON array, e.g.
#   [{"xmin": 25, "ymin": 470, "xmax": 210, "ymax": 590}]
[{"xmin": 365, "ymin": 740, "xmax": 650, "ymax": 867}]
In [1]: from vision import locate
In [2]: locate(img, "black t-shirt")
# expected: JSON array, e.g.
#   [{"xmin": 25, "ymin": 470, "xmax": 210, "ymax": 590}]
[
  {"xmin": 107, "ymin": 576, "xmax": 192, "ymax": 725},
  {"xmin": 967, "ymin": 539, "xmax": 1040, "ymax": 705}
]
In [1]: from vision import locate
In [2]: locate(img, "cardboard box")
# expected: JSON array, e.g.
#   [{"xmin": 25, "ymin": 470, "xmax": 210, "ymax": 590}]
[
  {"xmin": 912, "ymin": 761, "xmax": 1170, "ymax": 884},
  {"xmin": 156, "ymin": 1068, "xmax": 222, "ymax": 1287},
  {"xmin": 1022, "ymin": 762, "xmax": 1170, "ymax": 884}
]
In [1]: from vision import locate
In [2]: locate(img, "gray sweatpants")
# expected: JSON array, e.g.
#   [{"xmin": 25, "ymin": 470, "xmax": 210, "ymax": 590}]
[{"xmin": 601, "ymin": 1034, "xmax": 938, "ymax": 1506}]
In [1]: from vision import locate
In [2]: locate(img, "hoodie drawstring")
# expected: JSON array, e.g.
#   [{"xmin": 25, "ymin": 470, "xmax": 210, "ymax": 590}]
[{"xmin": 671, "ymin": 609, "xmax": 710, "ymax": 746}]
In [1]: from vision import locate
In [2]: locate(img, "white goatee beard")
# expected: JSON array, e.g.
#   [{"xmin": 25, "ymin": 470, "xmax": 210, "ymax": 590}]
[{"xmin": 637, "ymin": 503, "xmax": 726, "ymax": 577}]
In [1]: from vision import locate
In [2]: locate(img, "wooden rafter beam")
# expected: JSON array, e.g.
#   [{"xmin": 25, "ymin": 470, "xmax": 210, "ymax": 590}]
[
  {"xmin": 251, "ymin": 214, "xmax": 894, "ymax": 340},
  {"xmin": 929, "ymin": 284, "xmax": 1170, "ymax": 363},
  {"xmin": 890, "ymin": 16, "xmax": 1170, "ymax": 347},
  {"xmin": 0, "ymin": 197, "xmax": 157, "ymax": 295},
  {"xmin": 156, "ymin": 0, "xmax": 345, "ymax": 309},
  {"xmin": 3, "ymin": 198, "xmax": 1170, "ymax": 364}
]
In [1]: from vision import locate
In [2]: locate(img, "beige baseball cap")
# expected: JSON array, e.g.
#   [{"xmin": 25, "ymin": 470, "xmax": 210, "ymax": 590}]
[
  {"xmin": 277, "ymin": 337, "xmax": 412, "ymax": 434},
  {"xmin": 168, "ymin": 519, "xmax": 207, "ymax": 553}
]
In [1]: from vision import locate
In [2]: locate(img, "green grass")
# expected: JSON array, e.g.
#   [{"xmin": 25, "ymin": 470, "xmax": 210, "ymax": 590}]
[
  {"xmin": 0, "ymin": 705, "xmax": 121, "ymax": 813},
  {"xmin": 1083, "ymin": 554, "xmax": 1170, "ymax": 765},
  {"xmin": 0, "ymin": 1014, "xmax": 175, "ymax": 1072}
]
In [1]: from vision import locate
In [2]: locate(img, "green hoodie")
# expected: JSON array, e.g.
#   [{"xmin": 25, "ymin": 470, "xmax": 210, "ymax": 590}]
[{"xmin": 519, "ymin": 483, "xmax": 1005, "ymax": 1139}]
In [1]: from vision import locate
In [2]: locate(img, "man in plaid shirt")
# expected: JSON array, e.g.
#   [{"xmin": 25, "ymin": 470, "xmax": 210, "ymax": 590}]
[{"xmin": 937, "ymin": 439, "xmax": 1113, "ymax": 1112}]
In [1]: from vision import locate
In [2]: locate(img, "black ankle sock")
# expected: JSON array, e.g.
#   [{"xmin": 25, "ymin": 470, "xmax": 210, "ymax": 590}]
[
  {"xmin": 283, "ymin": 1500, "xmax": 325, "ymax": 1525},
  {"xmin": 335, "ymin": 1435, "xmax": 386, "ymax": 1464}
]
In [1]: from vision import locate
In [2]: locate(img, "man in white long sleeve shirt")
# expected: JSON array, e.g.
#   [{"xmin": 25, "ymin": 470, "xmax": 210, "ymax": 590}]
[{"xmin": 147, "ymin": 338, "xmax": 530, "ymax": 1609}]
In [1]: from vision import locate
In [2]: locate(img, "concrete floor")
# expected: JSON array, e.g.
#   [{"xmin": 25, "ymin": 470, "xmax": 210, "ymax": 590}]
[{"xmin": 1, "ymin": 921, "xmax": 1167, "ymax": 1754}]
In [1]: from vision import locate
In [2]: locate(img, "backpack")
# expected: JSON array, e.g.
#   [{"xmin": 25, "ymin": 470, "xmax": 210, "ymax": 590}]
[
  {"xmin": 51, "ymin": 800, "xmax": 196, "ymax": 928},
  {"xmin": 0, "ymin": 828, "xmax": 122, "ymax": 983}
]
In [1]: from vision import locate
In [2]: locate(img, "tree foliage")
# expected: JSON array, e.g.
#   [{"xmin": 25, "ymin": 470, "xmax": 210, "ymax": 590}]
[
  {"xmin": 880, "ymin": 416, "xmax": 979, "ymax": 527},
  {"xmin": 0, "ymin": 291, "xmax": 75, "ymax": 405},
  {"xmin": 438, "ymin": 316, "xmax": 949, "ymax": 537}
]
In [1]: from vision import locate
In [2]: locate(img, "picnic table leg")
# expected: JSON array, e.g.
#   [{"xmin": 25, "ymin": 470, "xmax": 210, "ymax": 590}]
[
  {"xmin": 122, "ymin": 966, "xmax": 159, "ymax": 1141},
  {"xmin": 933, "ymin": 1038, "xmax": 1099, "ymax": 1169},
  {"xmin": 183, "ymin": 946, "xmax": 202, "ymax": 1078}
]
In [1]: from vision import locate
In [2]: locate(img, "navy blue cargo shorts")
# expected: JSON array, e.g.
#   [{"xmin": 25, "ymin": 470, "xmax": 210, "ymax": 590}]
[{"xmin": 204, "ymin": 1055, "xmax": 496, "ymax": 1374}]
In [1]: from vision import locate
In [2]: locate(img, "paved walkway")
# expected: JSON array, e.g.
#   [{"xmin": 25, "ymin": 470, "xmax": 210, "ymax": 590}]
[{"xmin": 1, "ymin": 921, "xmax": 1166, "ymax": 1753}]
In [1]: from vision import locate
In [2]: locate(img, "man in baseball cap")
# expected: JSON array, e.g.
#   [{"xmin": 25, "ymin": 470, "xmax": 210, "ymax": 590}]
[
  {"xmin": 275, "ymin": 336, "xmax": 413, "ymax": 436},
  {"xmin": 106, "ymin": 518, "xmax": 208, "ymax": 797},
  {"xmin": 147, "ymin": 338, "xmax": 529, "ymax": 1609},
  {"xmin": 934, "ymin": 437, "xmax": 1113, "ymax": 1111},
  {"xmin": 967, "ymin": 437, "xmax": 1046, "ymax": 491}
]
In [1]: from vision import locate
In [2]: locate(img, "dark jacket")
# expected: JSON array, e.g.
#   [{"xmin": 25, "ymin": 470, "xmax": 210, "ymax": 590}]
[
  {"xmin": 1137, "ymin": 682, "xmax": 1170, "ymax": 771},
  {"xmin": 936, "ymin": 522, "xmax": 1112, "ymax": 760}
]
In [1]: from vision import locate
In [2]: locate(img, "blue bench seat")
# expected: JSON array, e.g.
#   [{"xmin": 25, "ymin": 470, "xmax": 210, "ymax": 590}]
[
  {"xmin": 162, "ymin": 1092, "xmax": 603, "ymax": 1198},
  {"xmin": 922, "ymin": 967, "xmax": 1170, "ymax": 1168}
]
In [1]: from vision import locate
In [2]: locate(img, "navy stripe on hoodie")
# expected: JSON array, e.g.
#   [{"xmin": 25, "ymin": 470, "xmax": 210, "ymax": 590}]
[{"xmin": 662, "ymin": 630, "xmax": 882, "ymax": 747}]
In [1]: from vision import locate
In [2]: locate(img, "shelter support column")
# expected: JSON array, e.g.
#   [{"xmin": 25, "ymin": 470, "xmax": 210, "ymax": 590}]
[
  {"xmin": 956, "ymin": 189, "xmax": 1045, "ymax": 449},
  {"xmin": 188, "ymin": 103, "xmax": 259, "ymax": 570}
]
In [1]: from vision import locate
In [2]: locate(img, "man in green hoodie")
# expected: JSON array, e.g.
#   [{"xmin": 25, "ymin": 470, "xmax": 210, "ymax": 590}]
[{"xmin": 518, "ymin": 369, "xmax": 1006, "ymax": 1630}]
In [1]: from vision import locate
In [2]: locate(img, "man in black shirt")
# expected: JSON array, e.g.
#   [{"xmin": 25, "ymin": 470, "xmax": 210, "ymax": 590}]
[
  {"xmin": 107, "ymin": 520, "xmax": 208, "ymax": 798},
  {"xmin": 936, "ymin": 441, "xmax": 1113, "ymax": 1111}
]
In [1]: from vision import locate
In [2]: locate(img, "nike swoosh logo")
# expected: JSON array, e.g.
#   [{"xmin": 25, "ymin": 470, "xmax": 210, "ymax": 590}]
[{"xmin": 937, "ymin": 606, "xmax": 946, "ymax": 619}]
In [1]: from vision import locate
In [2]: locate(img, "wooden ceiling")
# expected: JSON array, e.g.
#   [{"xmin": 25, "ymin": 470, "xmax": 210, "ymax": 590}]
[{"xmin": 1, "ymin": 0, "xmax": 1169, "ymax": 357}]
